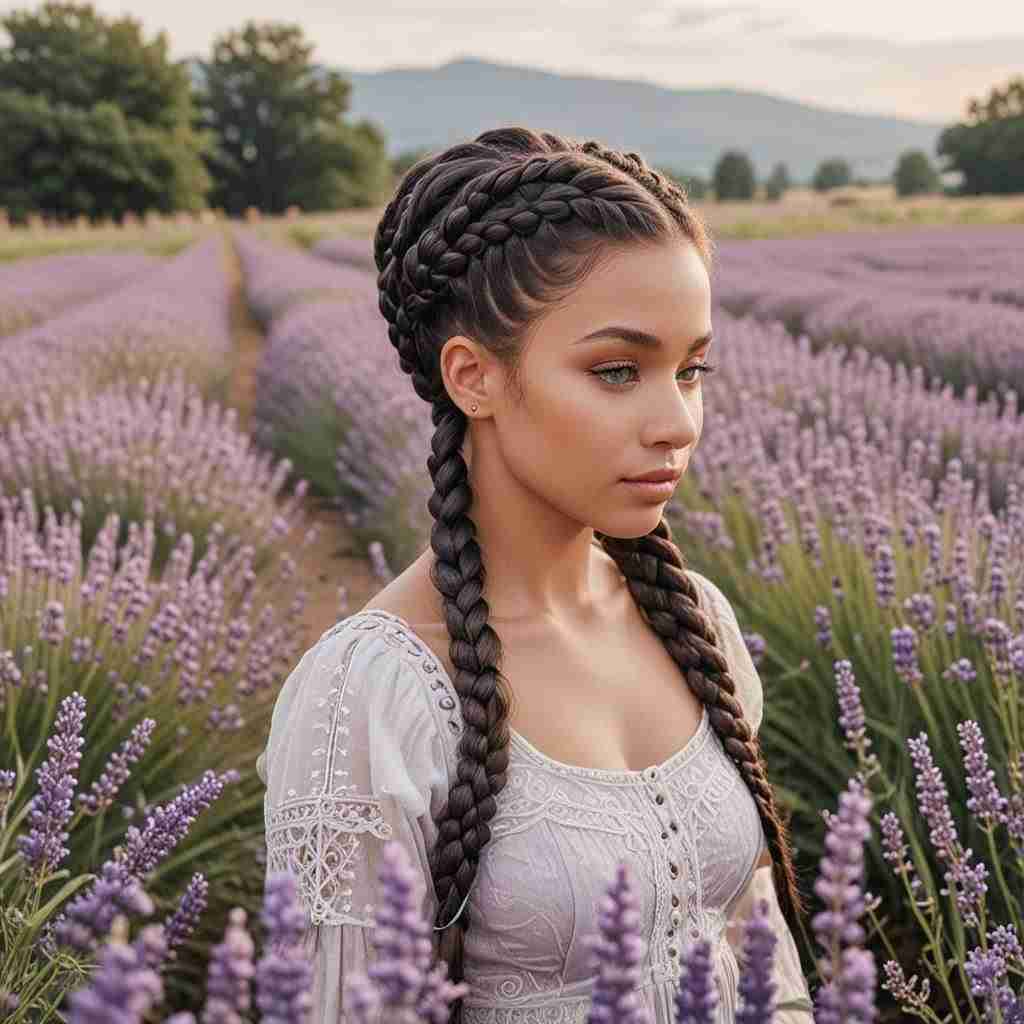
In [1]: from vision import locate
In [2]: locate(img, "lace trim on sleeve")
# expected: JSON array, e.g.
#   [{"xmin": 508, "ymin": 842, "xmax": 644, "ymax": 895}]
[{"xmin": 264, "ymin": 631, "xmax": 394, "ymax": 928}]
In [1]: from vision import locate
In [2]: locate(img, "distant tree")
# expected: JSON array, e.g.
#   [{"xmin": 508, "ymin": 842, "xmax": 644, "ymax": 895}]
[
  {"xmin": 812, "ymin": 158, "xmax": 852, "ymax": 192},
  {"xmin": 937, "ymin": 75, "xmax": 1024, "ymax": 195},
  {"xmin": 712, "ymin": 151, "xmax": 756, "ymax": 200},
  {"xmin": 894, "ymin": 149, "xmax": 940, "ymax": 196},
  {"xmin": 764, "ymin": 161, "xmax": 790, "ymax": 201},
  {"xmin": 0, "ymin": 1, "xmax": 212, "ymax": 223},
  {"xmin": 658, "ymin": 166, "xmax": 708, "ymax": 200},
  {"xmin": 193, "ymin": 21, "xmax": 391, "ymax": 215}
]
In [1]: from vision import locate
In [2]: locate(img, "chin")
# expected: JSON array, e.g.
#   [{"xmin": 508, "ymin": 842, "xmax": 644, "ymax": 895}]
[{"xmin": 596, "ymin": 511, "xmax": 667, "ymax": 540}]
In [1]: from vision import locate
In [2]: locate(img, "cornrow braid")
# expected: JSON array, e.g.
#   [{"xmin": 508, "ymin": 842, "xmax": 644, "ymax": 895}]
[{"xmin": 373, "ymin": 126, "xmax": 809, "ymax": 1024}]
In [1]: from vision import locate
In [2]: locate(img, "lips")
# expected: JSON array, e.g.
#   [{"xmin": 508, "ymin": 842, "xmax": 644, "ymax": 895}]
[{"xmin": 623, "ymin": 469, "xmax": 683, "ymax": 483}]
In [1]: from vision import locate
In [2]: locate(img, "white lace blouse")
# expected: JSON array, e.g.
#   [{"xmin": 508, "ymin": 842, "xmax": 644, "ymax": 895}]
[{"xmin": 257, "ymin": 569, "xmax": 814, "ymax": 1023}]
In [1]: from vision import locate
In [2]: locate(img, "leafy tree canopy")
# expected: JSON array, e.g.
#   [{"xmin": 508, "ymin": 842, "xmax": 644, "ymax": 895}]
[
  {"xmin": 0, "ymin": 1, "xmax": 212, "ymax": 222},
  {"xmin": 193, "ymin": 21, "xmax": 391, "ymax": 215},
  {"xmin": 713, "ymin": 150, "xmax": 756, "ymax": 201},
  {"xmin": 938, "ymin": 75, "xmax": 1024, "ymax": 195}
]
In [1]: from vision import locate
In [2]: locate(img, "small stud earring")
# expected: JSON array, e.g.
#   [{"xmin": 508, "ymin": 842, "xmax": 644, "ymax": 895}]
[{"xmin": 470, "ymin": 403, "xmax": 478, "ymax": 413}]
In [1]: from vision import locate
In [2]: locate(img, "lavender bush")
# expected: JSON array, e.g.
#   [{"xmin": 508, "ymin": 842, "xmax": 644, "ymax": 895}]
[
  {"xmin": 0, "ymin": 366, "xmax": 315, "ymax": 573},
  {"xmin": 0, "ymin": 249, "xmax": 159, "ymax": 337},
  {"xmin": 252, "ymin": 293, "xmax": 432, "ymax": 571},
  {"xmin": 712, "ymin": 226, "xmax": 1024, "ymax": 401},
  {"xmin": 0, "ymin": 488, "xmax": 315, "ymax": 1011},
  {"xmin": 309, "ymin": 234, "xmax": 377, "ymax": 272},
  {"xmin": 44, "ymin": 872, "xmax": 311, "ymax": 1024},
  {"xmin": 233, "ymin": 227, "xmax": 375, "ymax": 330},
  {"xmin": 0, "ymin": 234, "xmax": 233, "ymax": 421}
]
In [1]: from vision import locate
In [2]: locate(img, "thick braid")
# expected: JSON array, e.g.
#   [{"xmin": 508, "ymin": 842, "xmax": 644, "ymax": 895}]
[
  {"xmin": 422, "ymin": 397, "xmax": 512, "ymax": 1024},
  {"xmin": 597, "ymin": 520, "xmax": 814, "ymax": 954},
  {"xmin": 373, "ymin": 128, "xmax": 809, "ymax": 1022}
]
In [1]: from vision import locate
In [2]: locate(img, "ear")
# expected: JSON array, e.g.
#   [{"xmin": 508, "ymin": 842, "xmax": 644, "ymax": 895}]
[{"xmin": 440, "ymin": 334, "xmax": 493, "ymax": 417}]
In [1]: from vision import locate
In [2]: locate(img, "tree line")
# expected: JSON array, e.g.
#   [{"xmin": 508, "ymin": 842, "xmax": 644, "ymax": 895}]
[
  {"xmin": 0, "ymin": 1, "xmax": 1021, "ymax": 224},
  {"xmin": 659, "ymin": 76, "xmax": 1024, "ymax": 204}
]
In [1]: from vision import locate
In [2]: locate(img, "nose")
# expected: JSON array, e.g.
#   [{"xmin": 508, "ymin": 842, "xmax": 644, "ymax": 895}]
[{"xmin": 641, "ymin": 385, "xmax": 700, "ymax": 453}]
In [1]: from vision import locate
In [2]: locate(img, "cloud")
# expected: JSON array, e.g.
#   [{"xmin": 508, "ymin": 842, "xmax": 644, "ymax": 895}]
[
  {"xmin": 668, "ymin": 4, "xmax": 758, "ymax": 28},
  {"xmin": 788, "ymin": 33, "xmax": 1024, "ymax": 70},
  {"xmin": 741, "ymin": 13, "xmax": 790, "ymax": 32}
]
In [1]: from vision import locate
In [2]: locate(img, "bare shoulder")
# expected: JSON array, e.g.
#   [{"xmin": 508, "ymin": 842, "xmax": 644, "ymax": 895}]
[{"xmin": 357, "ymin": 549, "xmax": 444, "ymax": 627}]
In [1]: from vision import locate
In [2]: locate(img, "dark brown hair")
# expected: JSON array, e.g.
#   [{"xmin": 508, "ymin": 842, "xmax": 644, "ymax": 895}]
[{"xmin": 373, "ymin": 127, "xmax": 809, "ymax": 1022}]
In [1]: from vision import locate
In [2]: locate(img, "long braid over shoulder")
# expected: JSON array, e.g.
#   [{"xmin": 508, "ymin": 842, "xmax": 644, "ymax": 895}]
[{"xmin": 373, "ymin": 127, "xmax": 808, "ymax": 1023}]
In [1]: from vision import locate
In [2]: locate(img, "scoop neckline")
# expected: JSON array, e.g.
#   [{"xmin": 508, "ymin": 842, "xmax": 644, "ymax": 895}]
[{"xmin": 349, "ymin": 607, "xmax": 712, "ymax": 782}]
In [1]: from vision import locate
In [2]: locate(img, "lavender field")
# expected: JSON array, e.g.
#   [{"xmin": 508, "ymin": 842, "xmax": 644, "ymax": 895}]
[{"xmin": 1, "ymin": 216, "xmax": 1022, "ymax": 1023}]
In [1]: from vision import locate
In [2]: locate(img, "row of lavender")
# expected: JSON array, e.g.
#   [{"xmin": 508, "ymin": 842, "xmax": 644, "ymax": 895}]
[
  {"xmin": 0, "ymin": 233, "xmax": 334, "ymax": 1016},
  {"xmin": 0, "ymin": 248, "xmax": 161, "ymax": 338},
  {"xmin": 712, "ymin": 225, "xmax": 1024, "ymax": 401},
  {"xmin": 234, "ymin": 226, "xmax": 1024, "ymax": 1019}
]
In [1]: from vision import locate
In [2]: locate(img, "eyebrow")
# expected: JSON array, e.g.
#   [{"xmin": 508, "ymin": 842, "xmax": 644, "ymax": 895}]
[{"xmin": 572, "ymin": 325, "xmax": 714, "ymax": 353}]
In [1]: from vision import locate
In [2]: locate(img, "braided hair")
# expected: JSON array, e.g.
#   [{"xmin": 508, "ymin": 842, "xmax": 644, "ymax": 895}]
[{"xmin": 373, "ymin": 127, "xmax": 809, "ymax": 1022}]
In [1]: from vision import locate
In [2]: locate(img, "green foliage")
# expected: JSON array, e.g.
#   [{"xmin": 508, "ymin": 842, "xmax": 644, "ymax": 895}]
[
  {"xmin": 657, "ymin": 165, "xmax": 708, "ymax": 200},
  {"xmin": 193, "ymin": 21, "xmax": 391, "ymax": 216},
  {"xmin": 764, "ymin": 161, "xmax": 791, "ymax": 201},
  {"xmin": 0, "ymin": 1, "xmax": 213, "ymax": 223},
  {"xmin": 894, "ymin": 149, "xmax": 940, "ymax": 197},
  {"xmin": 712, "ymin": 150, "xmax": 756, "ymax": 201},
  {"xmin": 812, "ymin": 157, "xmax": 852, "ymax": 192},
  {"xmin": 938, "ymin": 75, "xmax": 1024, "ymax": 196}
]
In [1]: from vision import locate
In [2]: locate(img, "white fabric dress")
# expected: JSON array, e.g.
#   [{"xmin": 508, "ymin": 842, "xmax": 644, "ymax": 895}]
[{"xmin": 257, "ymin": 569, "xmax": 815, "ymax": 1023}]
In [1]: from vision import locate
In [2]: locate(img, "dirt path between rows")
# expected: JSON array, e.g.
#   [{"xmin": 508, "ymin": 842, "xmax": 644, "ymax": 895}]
[{"xmin": 221, "ymin": 228, "xmax": 384, "ymax": 655}]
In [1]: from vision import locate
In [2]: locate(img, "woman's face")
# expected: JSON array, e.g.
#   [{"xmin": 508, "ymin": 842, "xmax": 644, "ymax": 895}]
[{"xmin": 442, "ymin": 237, "xmax": 713, "ymax": 541}]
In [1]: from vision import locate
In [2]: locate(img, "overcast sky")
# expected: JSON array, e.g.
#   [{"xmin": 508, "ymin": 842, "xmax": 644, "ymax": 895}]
[{"xmin": 5, "ymin": 0, "xmax": 1022, "ymax": 122}]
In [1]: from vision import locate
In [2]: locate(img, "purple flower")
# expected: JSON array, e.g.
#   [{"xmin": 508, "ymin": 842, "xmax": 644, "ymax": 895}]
[
  {"xmin": 813, "ymin": 777, "xmax": 873, "ymax": 967},
  {"xmin": 957, "ymin": 720, "xmax": 1009, "ymax": 828},
  {"xmin": 674, "ymin": 937, "xmax": 718, "ymax": 1024},
  {"xmin": 77, "ymin": 718, "xmax": 155, "ymax": 816},
  {"xmin": 908, "ymin": 731, "xmax": 990, "ymax": 928},
  {"xmin": 163, "ymin": 873, "xmax": 209, "ymax": 962},
  {"xmin": 120, "ymin": 768, "xmax": 235, "ymax": 877},
  {"xmin": 735, "ymin": 898, "xmax": 778, "ymax": 1023},
  {"xmin": 964, "ymin": 945, "xmax": 1007, "ymax": 999},
  {"xmin": 878, "ymin": 813, "xmax": 922, "ymax": 896},
  {"xmin": 16, "ymin": 691, "xmax": 87, "ymax": 878},
  {"xmin": 201, "ymin": 907, "xmax": 256, "ymax": 1023},
  {"xmin": 255, "ymin": 873, "xmax": 314, "ymax": 1024},
  {"xmin": 53, "ymin": 860, "xmax": 154, "ymax": 953},
  {"xmin": 66, "ymin": 918, "xmax": 164, "ymax": 1024},
  {"xmin": 873, "ymin": 544, "xmax": 896, "ymax": 607},
  {"xmin": 943, "ymin": 658, "xmax": 977, "ymax": 684},
  {"xmin": 891, "ymin": 626, "xmax": 923, "ymax": 687},
  {"xmin": 583, "ymin": 861, "xmax": 652, "ymax": 1024},
  {"xmin": 906, "ymin": 732, "xmax": 959, "ymax": 861}
]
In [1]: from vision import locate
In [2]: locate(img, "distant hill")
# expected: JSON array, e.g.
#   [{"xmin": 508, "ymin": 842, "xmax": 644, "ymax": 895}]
[{"xmin": 336, "ymin": 56, "xmax": 946, "ymax": 184}]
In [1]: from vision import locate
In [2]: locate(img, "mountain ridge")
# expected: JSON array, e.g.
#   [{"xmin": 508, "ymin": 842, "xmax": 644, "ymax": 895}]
[{"xmin": 336, "ymin": 56, "xmax": 946, "ymax": 183}]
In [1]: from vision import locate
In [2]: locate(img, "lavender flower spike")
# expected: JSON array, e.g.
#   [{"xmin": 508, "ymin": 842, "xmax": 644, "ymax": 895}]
[
  {"xmin": 813, "ymin": 776, "xmax": 877, "ymax": 1024},
  {"xmin": 163, "ymin": 873, "xmax": 210, "ymax": 962},
  {"xmin": 255, "ymin": 873, "xmax": 314, "ymax": 1024},
  {"xmin": 674, "ymin": 937, "xmax": 719, "ymax": 1024},
  {"xmin": 16, "ymin": 692, "xmax": 87, "ymax": 879},
  {"xmin": 736, "ymin": 898, "xmax": 778, "ymax": 1024},
  {"xmin": 583, "ymin": 861, "xmax": 653, "ymax": 1024},
  {"xmin": 66, "ymin": 915, "xmax": 164, "ymax": 1024},
  {"xmin": 201, "ymin": 907, "xmax": 256, "ymax": 1024},
  {"xmin": 78, "ymin": 718, "xmax": 156, "ymax": 816}
]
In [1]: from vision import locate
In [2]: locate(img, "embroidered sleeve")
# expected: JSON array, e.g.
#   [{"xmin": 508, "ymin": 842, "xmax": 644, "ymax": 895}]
[{"xmin": 258, "ymin": 620, "xmax": 448, "ymax": 1022}]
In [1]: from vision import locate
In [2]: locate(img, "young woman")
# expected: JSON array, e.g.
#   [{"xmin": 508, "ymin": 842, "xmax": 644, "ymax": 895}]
[{"xmin": 259, "ymin": 127, "xmax": 814, "ymax": 1023}]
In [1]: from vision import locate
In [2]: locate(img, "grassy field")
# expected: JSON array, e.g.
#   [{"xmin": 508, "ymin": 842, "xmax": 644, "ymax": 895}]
[{"xmin": 4, "ymin": 185, "xmax": 1023, "ymax": 264}]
